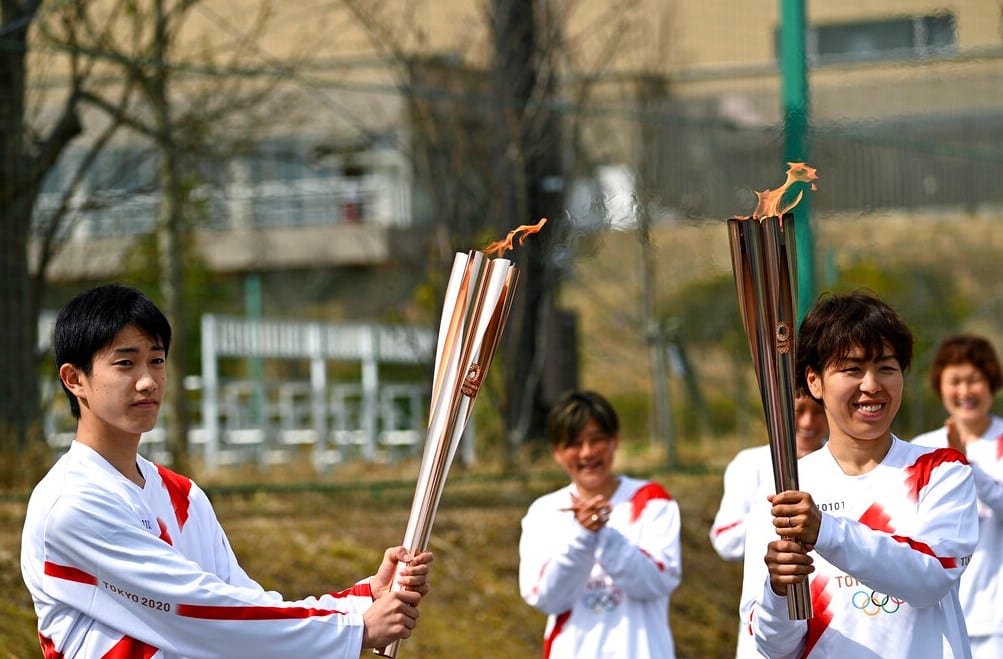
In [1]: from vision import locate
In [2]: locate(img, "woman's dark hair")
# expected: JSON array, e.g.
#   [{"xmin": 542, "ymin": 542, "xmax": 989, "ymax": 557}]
[
  {"xmin": 928, "ymin": 334, "xmax": 1003, "ymax": 397},
  {"xmin": 796, "ymin": 291, "xmax": 913, "ymax": 399},
  {"xmin": 546, "ymin": 390, "xmax": 619, "ymax": 449},
  {"xmin": 54, "ymin": 284, "xmax": 171, "ymax": 418}
]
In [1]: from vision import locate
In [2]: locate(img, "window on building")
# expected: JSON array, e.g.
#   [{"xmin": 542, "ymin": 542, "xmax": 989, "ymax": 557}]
[{"xmin": 776, "ymin": 12, "xmax": 957, "ymax": 64}]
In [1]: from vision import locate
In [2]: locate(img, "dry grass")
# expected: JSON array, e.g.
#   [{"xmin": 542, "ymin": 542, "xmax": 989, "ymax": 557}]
[{"xmin": 0, "ymin": 442, "xmax": 748, "ymax": 659}]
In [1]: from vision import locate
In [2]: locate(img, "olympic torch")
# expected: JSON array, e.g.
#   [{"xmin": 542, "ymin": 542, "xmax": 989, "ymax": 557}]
[
  {"xmin": 374, "ymin": 220, "xmax": 545, "ymax": 657},
  {"xmin": 727, "ymin": 163, "xmax": 817, "ymax": 621}
]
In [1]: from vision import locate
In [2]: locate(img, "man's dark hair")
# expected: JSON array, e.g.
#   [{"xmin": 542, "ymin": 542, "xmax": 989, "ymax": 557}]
[
  {"xmin": 928, "ymin": 334, "xmax": 1003, "ymax": 397},
  {"xmin": 54, "ymin": 284, "xmax": 172, "ymax": 418},
  {"xmin": 796, "ymin": 291, "xmax": 914, "ymax": 399},
  {"xmin": 546, "ymin": 390, "xmax": 619, "ymax": 449}
]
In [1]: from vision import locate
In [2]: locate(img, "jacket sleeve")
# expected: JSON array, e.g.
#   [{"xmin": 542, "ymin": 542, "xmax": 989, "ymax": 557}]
[
  {"xmin": 749, "ymin": 581, "xmax": 808, "ymax": 659},
  {"xmin": 710, "ymin": 451, "xmax": 759, "ymax": 560},
  {"xmin": 970, "ymin": 462, "xmax": 1003, "ymax": 517},
  {"xmin": 518, "ymin": 495, "xmax": 598, "ymax": 615},
  {"xmin": 913, "ymin": 429, "xmax": 1003, "ymax": 518},
  {"xmin": 813, "ymin": 454, "xmax": 977, "ymax": 608},
  {"xmin": 596, "ymin": 496, "xmax": 682, "ymax": 600},
  {"xmin": 41, "ymin": 486, "xmax": 369, "ymax": 658}
]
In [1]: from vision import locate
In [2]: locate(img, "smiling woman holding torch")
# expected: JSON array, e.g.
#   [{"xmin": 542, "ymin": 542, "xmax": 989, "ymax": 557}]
[{"xmin": 739, "ymin": 292, "xmax": 977, "ymax": 659}]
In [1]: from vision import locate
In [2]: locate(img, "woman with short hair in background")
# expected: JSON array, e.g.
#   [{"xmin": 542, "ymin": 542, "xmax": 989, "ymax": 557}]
[{"xmin": 913, "ymin": 333, "xmax": 1003, "ymax": 658}]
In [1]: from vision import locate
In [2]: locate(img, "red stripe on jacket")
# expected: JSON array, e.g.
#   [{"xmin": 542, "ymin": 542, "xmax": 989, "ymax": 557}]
[
  {"xmin": 711, "ymin": 519, "xmax": 742, "ymax": 537},
  {"xmin": 156, "ymin": 464, "xmax": 193, "ymax": 531},
  {"xmin": 803, "ymin": 574, "xmax": 834, "ymax": 658},
  {"xmin": 904, "ymin": 448, "xmax": 967, "ymax": 503},
  {"xmin": 44, "ymin": 561, "xmax": 98, "ymax": 586},
  {"xmin": 39, "ymin": 633, "xmax": 65, "ymax": 659},
  {"xmin": 101, "ymin": 635, "xmax": 159, "ymax": 659},
  {"xmin": 542, "ymin": 610, "xmax": 571, "ymax": 659},
  {"xmin": 176, "ymin": 603, "xmax": 350, "ymax": 620},
  {"xmin": 630, "ymin": 483, "xmax": 672, "ymax": 522}
]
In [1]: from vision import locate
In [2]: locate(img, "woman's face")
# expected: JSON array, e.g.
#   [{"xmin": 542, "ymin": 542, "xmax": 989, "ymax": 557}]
[
  {"xmin": 939, "ymin": 362, "xmax": 994, "ymax": 425},
  {"xmin": 552, "ymin": 417, "xmax": 619, "ymax": 496},
  {"xmin": 806, "ymin": 343, "xmax": 903, "ymax": 446}
]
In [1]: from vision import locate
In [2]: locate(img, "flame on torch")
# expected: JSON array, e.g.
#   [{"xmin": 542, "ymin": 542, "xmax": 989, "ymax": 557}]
[
  {"xmin": 748, "ymin": 162, "xmax": 818, "ymax": 219},
  {"xmin": 482, "ymin": 217, "xmax": 548, "ymax": 257}
]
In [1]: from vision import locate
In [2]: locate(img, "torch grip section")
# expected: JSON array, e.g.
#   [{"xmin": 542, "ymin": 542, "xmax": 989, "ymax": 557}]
[{"xmin": 728, "ymin": 214, "xmax": 813, "ymax": 621}]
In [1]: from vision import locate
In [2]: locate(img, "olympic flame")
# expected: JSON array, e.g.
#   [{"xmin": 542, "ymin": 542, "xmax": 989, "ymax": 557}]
[
  {"xmin": 481, "ymin": 217, "xmax": 548, "ymax": 256},
  {"xmin": 727, "ymin": 163, "xmax": 817, "ymax": 621},
  {"xmin": 374, "ymin": 221, "xmax": 544, "ymax": 657},
  {"xmin": 749, "ymin": 163, "xmax": 818, "ymax": 220}
]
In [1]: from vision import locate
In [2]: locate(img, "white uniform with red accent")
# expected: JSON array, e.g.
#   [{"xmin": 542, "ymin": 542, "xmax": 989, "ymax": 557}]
[
  {"xmin": 709, "ymin": 444, "xmax": 779, "ymax": 659},
  {"xmin": 21, "ymin": 442, "xmax": 372, "ymax": 658},
  {"xmin": 518, "ymin": 475, "xmax": 682, "ymax": 659},
  {"xmin": 710, "ymin": 445, "xmax": 773, "ymax": 562},
  {"xmin": 912, "ymin": 416, "xmax": 1003, "ymax": 653},
  {"xmin": 739, "ymin": 437, "xmax": 977, "ymax": 659}
]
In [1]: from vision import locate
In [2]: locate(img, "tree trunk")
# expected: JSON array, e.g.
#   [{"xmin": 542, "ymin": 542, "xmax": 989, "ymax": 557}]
[
  {"xmin": 492, "ymin": 0, "xmax": 565, "ymax": 454},
  {"xmin": 0, "ymin": 2, "xmax": 44, "ymax": 451}
]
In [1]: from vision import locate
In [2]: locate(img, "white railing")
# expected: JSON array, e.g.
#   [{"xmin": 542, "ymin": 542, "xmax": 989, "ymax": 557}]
[{"xmin": 40, "ymin": 314, "xmax": 451, "ymax": 472}]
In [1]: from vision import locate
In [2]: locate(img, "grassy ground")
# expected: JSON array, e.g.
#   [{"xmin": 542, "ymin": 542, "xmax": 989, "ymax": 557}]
[{"xmin": 0, "ymin": 444, "xmax": 746, "ymax": 659}]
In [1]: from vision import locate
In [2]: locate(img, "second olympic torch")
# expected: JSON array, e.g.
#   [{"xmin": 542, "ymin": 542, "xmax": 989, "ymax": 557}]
[{"xmin": 727, "ymin": 163, "xmax": 817, "ymax": 621}]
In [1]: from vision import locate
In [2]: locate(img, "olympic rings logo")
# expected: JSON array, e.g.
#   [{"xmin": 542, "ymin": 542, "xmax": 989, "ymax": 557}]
[
  {"xmin": 582, "ymin": 589, "xmax": 623, "ymax": 612},
  {"xmin": 851, "ymin": 590, "xmax": 904, "ymax": 616}
]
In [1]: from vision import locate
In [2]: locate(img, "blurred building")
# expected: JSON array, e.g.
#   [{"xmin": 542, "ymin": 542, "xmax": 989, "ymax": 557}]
[
  {"xmin": 29, "ymin": 0, "xmax": 1001, "ymax": 283},
  {"xmin": 24, "ymin": 0, "xmax": 1001, "ymax": 464}
]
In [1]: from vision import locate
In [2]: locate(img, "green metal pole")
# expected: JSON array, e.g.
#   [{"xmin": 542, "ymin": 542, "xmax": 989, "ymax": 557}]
[
  {"xmin": 780, "ymin": 0, "xmax": 815, "ymax": 322},
  {"xmin": 246, "ymin": 273, "xmax": 265, "ymax": 426}
]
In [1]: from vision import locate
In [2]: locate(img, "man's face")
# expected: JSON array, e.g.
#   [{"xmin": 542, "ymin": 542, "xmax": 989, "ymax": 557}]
[
  {"xmin": 63, "ymin": 325, "xmax": 166, "ymax": 439},
  {"xmin": 806, "ymin": 343, "xmax": 903, "ymax": 445}
]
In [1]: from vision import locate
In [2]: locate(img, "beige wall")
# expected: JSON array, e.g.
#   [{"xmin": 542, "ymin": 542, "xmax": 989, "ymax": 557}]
[
  {"xmin": 29, "ymin": 0, "xmax": 1000, "ymax": 124},
  {"xmin": 30, "ymin": 1, "xmax": 1000, "ymax": 79}
]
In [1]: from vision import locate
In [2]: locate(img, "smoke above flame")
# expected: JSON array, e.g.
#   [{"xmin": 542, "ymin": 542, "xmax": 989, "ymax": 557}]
[
  {"xmin": 750, "ymin": 162, "xmax": 818, "ymax": 219},
  {"xmin": 482, "ymin": 218, "xmax": 548, "ymax": 257}
]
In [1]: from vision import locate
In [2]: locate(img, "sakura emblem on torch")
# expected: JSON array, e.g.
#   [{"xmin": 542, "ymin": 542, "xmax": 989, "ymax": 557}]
[
  {"xmin": 460, "ymin": 363, "xmax": 483, "ymax": 397},
  {"xmin": 776, "ymin": 322, "xmax": 793, "ymax": 354}
]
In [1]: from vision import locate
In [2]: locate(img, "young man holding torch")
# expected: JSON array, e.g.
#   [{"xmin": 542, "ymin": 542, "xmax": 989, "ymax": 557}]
[
  {"xmin": 21, "ymin": 284, "xmax": 433, "ymax": 658},
  {"xmin": 519, "ymin": 390, "xmax": 682, "ymax": 658},
  {"xmin": 740, "ymin": 291, "xmax": 977, "ymax": 658}
]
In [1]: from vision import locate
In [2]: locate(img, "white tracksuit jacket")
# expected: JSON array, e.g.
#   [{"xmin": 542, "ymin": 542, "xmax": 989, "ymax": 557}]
[
  {"xmin": 22, "ymin": 441, "xmax": 373, "ymax": 658},
  {"xmin": 740, "ymin": 438, "xmax": 977, "ymax": 659},
  {"xmin": 519, "ymin": 475, "xmax": 682, "ymax": 659}
]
